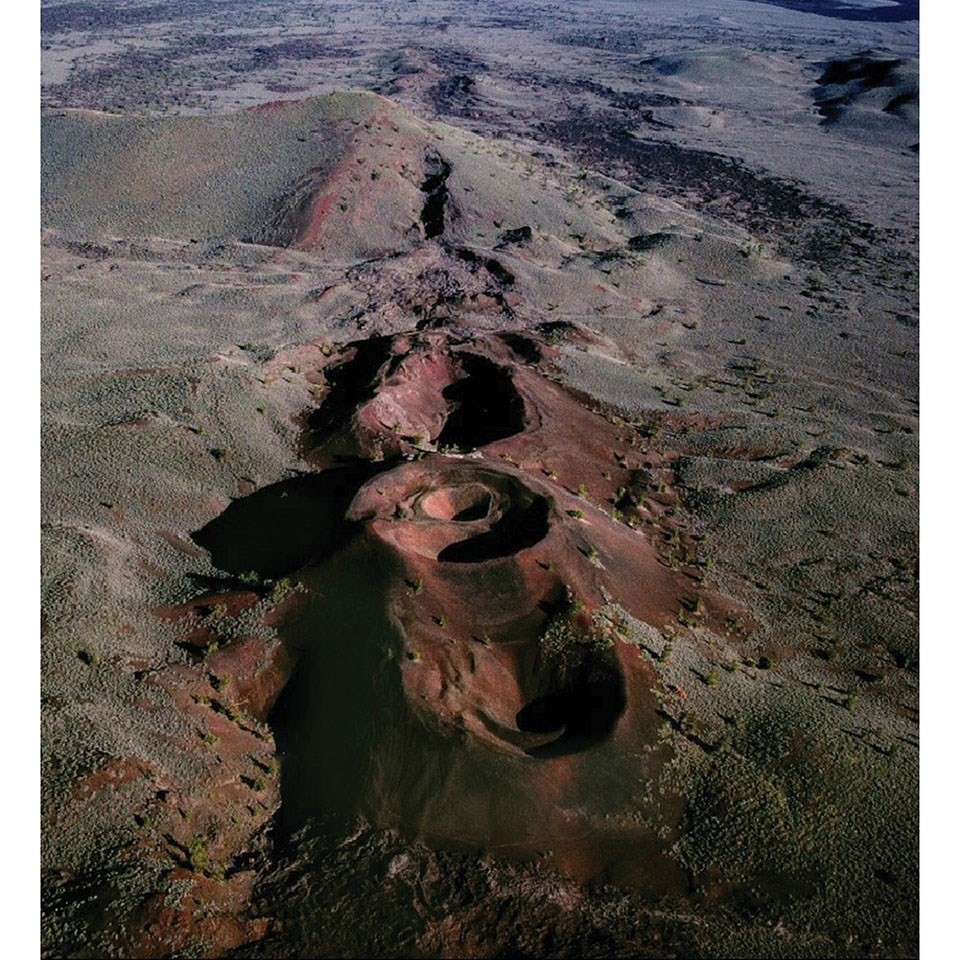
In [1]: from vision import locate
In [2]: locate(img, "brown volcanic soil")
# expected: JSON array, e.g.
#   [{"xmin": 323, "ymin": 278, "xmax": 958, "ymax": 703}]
[{"xmin": 41, "ymin": 14, "xmax": 917, "ymax": 953}]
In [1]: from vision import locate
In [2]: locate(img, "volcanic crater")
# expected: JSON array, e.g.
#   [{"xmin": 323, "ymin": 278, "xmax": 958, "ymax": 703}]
[
  {"xmin": 301, "ymin": 333, "xmax": 532, "ymax": 462},
  {"xmin": 350, "ymin": 462, "xmax": 551, "ymax": 563},
  {"xmin": 178, "ymin": 323, "xmax": 712, "ymax": 879}
]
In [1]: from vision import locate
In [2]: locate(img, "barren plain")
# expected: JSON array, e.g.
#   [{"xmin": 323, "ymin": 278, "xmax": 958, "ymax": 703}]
[{"xmin": 41, "ymin": 1, "xmax": 919, "ymax": 957}]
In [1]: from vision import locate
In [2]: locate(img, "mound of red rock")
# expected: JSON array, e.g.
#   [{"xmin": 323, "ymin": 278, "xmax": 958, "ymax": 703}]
[{"xmin": 174, "ymin": 328, "xmax": 745, "ymax": 896}]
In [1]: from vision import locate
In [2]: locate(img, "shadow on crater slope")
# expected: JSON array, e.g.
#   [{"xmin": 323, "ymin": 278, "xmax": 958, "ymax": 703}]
[{"xmin": 192, "ymin": 465, "xmax": 381, "ymax": 579}]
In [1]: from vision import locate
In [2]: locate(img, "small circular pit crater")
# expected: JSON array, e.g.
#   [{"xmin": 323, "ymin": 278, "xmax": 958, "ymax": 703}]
[
  {"xmin": 418, "ymin": 484, "xmax": 494, "ymax": 523},
  {"xmin": 350, "ymin": 463, "xmax": 553, "ymax": 563}
]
